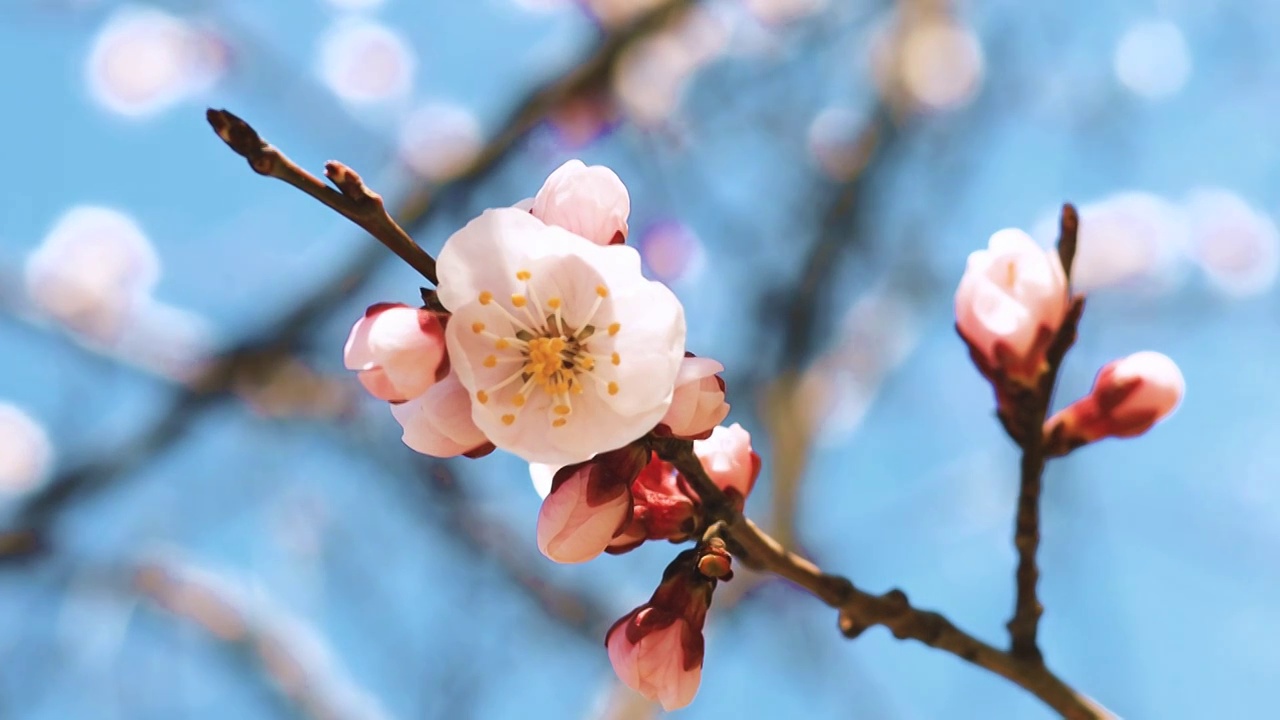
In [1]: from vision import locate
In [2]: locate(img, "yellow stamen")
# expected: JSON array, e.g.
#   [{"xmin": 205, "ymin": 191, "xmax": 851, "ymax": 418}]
[
  {"xmin": 479, "ymin": 291, "xmax": 493, "ymax": 305},
  {"xmin": 496, "ymin": 339, "xmax": 510, "ymax": 350},
  {"xmin": 554, "ymin": 405, "xmax": 571, "ymax": 416},
  {"xmin": 611, "ymin": 352, "xmax": 620, "ymax": 366},
  {"xmin": 548, "ymin": 297, "xmax": 562, "ymax": 310},
  {"xmin": 513, "ymin": 394, "xmax": 526, "ymax": 407},
  {"xmin": 502, "ymin": 414, "xmax": 516, "ymax": 426},
  {"xmin": 608, "ymin": 323, "xmax": 621, "ymax": 336},
  {"xmin": 511, "ymin": 294, "xmax": 527, "ymax": 308},
  {"xmin": 483, "ymin": 355, "xmax": 497, "ymax": 368},
  {"xmin": 607, "ymin": 382, "xmax": 619, "ymax": 396},
  {"xmin": 471, "ymin": 322, "xmax": 485, "ymax": 334},
  {"xmin": 476, "ymin": 390, "xmax": 489, "ymax": 404},
  {"xmin": 596, "ymin": 285, "xmax": 608, "ymax": 298},
  {"xmin": 516, "ymin": 270, "xmax": 531, "ymax": 281},
  {"xmin": 552, "ymin": 418, "xmax": 567, "ymax": 428}
]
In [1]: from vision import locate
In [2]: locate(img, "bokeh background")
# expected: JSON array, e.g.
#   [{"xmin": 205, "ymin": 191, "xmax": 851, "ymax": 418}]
[{"xmin": 2, "ymin": 0, "xmax": 1276, "ymax": 717}]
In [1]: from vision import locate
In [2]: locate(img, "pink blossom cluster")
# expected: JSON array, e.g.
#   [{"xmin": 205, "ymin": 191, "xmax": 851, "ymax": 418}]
[
  {"xmin": 344, "ymin": 160, "xmax": 751, "ymax": 709},
  {"xmin": 955, "ymin": 228, "xmax": 1184, "ymax": 448}
]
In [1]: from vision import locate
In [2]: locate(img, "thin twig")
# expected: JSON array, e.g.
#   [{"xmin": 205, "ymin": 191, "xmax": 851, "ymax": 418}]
[
  {"xmin": 652, "ymin": 436, "xmax": 1112, "ymax": 720},
  {"xmin": 206, "ymin": 108, "xmax": 439, "ymax": 284},
  {"xmin": 1007, "ymin": 204, "xmax": 1082, "ymax": 662}
]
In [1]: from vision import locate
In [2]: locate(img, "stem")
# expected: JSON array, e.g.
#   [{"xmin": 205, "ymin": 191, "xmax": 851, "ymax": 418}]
[
  {"xmin": 1009, "ymin": 396, "xmax": 1049, "ymax": 661},
  {"xmin": 653, "ymin": 437, "xmax": 1113, "ymax": 720},
  {"xmin": 1008, "ymin": 204, "xmax": 1082, "ymax": 661}
]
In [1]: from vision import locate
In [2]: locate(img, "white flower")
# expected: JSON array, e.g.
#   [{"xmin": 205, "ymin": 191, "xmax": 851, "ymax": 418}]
[{"xmin": 437, "ymin": 208, "xmax": 685, "ymax": 465}]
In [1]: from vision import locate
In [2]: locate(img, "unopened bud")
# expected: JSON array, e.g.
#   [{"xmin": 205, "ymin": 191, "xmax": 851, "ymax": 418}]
[{"xmin": 1044, "ymin": 351, "xmax": 1184, "ymax": 455}]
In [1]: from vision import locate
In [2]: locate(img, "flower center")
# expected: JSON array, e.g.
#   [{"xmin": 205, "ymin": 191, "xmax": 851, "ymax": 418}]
[{"xmin": 470, "ymin": 269, "xmax": 624, "ymax": 429}]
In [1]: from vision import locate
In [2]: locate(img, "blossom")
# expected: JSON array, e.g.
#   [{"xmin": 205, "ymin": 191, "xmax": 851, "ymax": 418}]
[
  {"xmin": 605, "ymin": 547, "xmax": 723, "ymax": 711},
  {"xmin": 344, "ymin": 303, "xmax": 446, "ymax": 402},
  {"xmin": 437, "ymin": 207, "xmax": 685, "ymax": 465},
  {"xmin": 658, "ymin": 355, "xmax": 729, "ymax": 439},
  {"xmin": 607, "ymin": 608, "xmax": 703, "ymax": 711},
  {"xmin": 390, "ymin": 372, "xmax": 490, "ymax": 458},
  {"xmin": 530, "ymin": 159, "xmax": 631, "ymax": 246},
  {"xmin": 955, "ymin": 228, "xmax": 1068, "ymax": 382},
  {"xmin": 1044, "ymin": 351, "xmax": 1185, "ymax": 455},
  {"xmin": 536, "ymin": 446, "xmax": 647, "ymax": 563},
  {"xmin": 693, "ymin": 424, "xmax": 760, "ymax": 510}
]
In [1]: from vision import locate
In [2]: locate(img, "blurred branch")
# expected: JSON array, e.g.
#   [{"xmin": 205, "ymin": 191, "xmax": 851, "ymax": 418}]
[
  {"xmin": 207, "ymin": 108, "xmax": 439, "ymax": 284},
  {"xmin": 653, "ymin": 437, "xmax": 1114, "ymax": 720},
  {"xmin": 133, "ymin": 557, "xmax": 391, "ymax": 720},
  {"xmin": 0, "ymin": 0, "xmax": 699, "ymax": 549},
  {"xmin": 410, "ymin": 456, "xmax": 612, "ymax": 641}
]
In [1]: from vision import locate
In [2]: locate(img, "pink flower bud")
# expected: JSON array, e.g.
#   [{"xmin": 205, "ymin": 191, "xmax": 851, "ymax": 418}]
[
  {"xmin": 1044, "ymin": 351, "xmax": 1185, "ymax": 455},
  {"xmin": 606, "ymin": 608, "xmax": 702, "ymax": 711},
  {"xmin": 390, "ymin": 372, "xmax": 490, "ymax": 458},
  {"xmin": 605, "ymin": 547, "xmax": 723, "ymax": 711},
  {"xmin": 955, "ymin": 229, "xmax": 1068, "ymax": 382},
  {"xmin": 344, "ymin": 303, "xmax": 446, "ymax": 402},
  {"xmin": 529, "ymin": 159, "xmax": 630, "ymax": 245},
  {"xmin": 536, "ymin": 446, "xmax": 647, "ymax": 564},
  {"xmin": 693, "ymin": 424, "xmax": 760, "ymax": 511},
  {"xmin": 629, "ymin": 455, "xmax": 698, "ymax": 543},
  {"xmin": 658, "ymin": 355, "xmax": 729, "ymax": 439}
]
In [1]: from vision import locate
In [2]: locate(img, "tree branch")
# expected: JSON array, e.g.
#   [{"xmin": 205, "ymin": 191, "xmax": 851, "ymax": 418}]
[
  {"xmin": 1007, "ymin": 204, "xmax": 1081, "ymax": 662},
  {"xmin": 651, "ymin": 436, "xmax": 1112, "ymax": 720},
  {"xmin": 206, "ymin": 108, "xmax": 440, "ymax": 284}
]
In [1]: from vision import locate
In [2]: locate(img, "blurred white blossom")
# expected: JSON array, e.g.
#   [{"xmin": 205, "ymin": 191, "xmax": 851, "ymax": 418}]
[
  {"xmin": 317, "ymin": 18, "xmax": 415, "ymax": 105},
  {"xmin": 1114, "ymin": 20, "xmax": 1191, "ymax": 100},
  {"xmin": 0, "ymin": 403, "xmax": 54, "ymax": 497},
  {"xmin": 1035, "ymin": 192, "xmax": 1191, "ymax": 294},
  {"xmin": 86, "ymin": 7, "xmax": 227, "ymax": 118},
  {"xmin": 638, "ymin": 221, "xmax": 706, "ymax": 283},
  {"xmin": 397, "ymin": 102, "xmax": 484, "ymax": 182},
  {"xmin": 899, "ymin": 19, "xmax": 984, "ymax": 111},
  {"xmin": 612, "ymin": 6, "xmax": 730, "ymax": 126},
  {"xmin": 25, "ymin": 206, "xmax": 159, "ymax": 343},
  {"xmin": 1185, "ymin": 188, "xmax": 1280, "ymax": 297}
]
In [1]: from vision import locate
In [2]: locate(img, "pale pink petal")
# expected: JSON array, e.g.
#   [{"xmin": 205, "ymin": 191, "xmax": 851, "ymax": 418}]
[
  {"xmin": 955, "ymin": 228, "xmax": 1067, "ymax": 374},
  {"xmin": 606, "ymin": 614, "xmax": 644, "ymax": 689},
  {"xmin": 365, "ymin": 307, "xmax": 445, "ymax": 399},
  {"xmin": 1108, "ymin": 351, "xmax": 1185, "ymax": 425},
  {"xmin": 694, "ymin": 423, "xmax": 757, "ymax": 500},
  {"xmin": 343, "ymin": 308, "xmax": 383, "ymax": 371},
  {"xmin": 530, "ymin": 159, "xmax": 631, "ymax": 245},
  {"xmin": 390, "ymin": 373, "xmax": 488, "ymax": 457},
  {"xmin": 356, "ymin": 367, "xmax": 401, "ymax": 402},
  {"xmin": 661, "ymin": 356, "xmax": 728, "ymax": 438},
  {"xmin": 345, "ymin": 303, "xmax": 445, "ymax": 401},
  {"xmin": 636, "ymin": 621, "xmax": 700, "ymax": 711},
  {"xmin": 536, "ymin": 466, "xmax": 631, "ymax": 563}
]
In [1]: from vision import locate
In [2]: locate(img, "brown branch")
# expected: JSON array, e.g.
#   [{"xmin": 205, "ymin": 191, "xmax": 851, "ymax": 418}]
[
  {"xmin": 206, "ymin": 108, "xmax": 439, "ymax": 284},
  {"xmin": 1007, "ymin": 204, "xmax": 1082, "ymax": 662},
  {"xmin": 651, "ymin": 436, "xmax": 1112, "ymax": 720}
]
